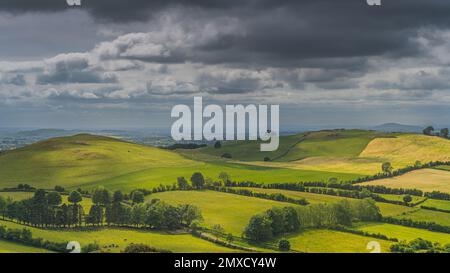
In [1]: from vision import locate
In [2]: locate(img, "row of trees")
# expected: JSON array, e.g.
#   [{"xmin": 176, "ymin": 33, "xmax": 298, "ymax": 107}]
[
  {"xmin": 244, "ymin": 198, "xmax": 381, "ymax": 242},
  {"xmin": 0, "ymin": 187, "xmax": 203, "ymax": 231},
  {"xmin": 0, "ymin": 190, "xmax": 84, "ymax": 227}
]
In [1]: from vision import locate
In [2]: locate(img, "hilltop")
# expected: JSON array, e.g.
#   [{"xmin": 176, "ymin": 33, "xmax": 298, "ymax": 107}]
[{"xmin": 0, "ymin": 134, "xmax": 360, "ymax": 191}]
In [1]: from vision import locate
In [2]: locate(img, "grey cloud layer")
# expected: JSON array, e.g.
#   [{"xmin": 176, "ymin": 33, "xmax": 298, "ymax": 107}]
[{"xmin": 1, "ymin": 1, "xmax": 450, "ymax": 127}]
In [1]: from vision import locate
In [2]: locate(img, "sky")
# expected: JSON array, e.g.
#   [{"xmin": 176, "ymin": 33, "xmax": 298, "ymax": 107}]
[{"xmin": 1, "ymin": 0, "xmax": 450, "ymax": 130}]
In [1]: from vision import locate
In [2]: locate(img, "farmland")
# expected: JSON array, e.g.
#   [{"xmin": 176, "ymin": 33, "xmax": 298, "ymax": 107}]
[
  {"xmin": 148, "ymin": 190, "xmax": 301, "ymax": 235},
  {"xmin": 362, "ymin": 169, "xmax": 450, "ymax": 193},
  {"xmin": 0, "ymin": 130, "xmax": 449, "ymax": 253}
]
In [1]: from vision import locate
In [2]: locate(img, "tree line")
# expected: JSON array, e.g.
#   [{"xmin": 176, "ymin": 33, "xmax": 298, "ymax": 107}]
[
  {"xmin": 0, "ymin": 187, "xmax": 202, "ymax": 231},
  {"xmin": 244, "ymin": 198, "xmax": 381, "ymax": 242}
]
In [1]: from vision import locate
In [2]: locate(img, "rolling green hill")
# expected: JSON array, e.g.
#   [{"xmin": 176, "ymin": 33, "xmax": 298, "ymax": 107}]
[{"xmin": 0, "ymin": 134, "xmax": 360, "ymax": 191}]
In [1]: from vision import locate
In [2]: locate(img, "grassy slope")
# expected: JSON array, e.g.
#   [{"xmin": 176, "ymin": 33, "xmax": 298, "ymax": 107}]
[
  {"xmin": 362, "ymin": 169, "xmax": 450, "ymax": 193},
  {"xmin": 360, "ymin": 134, "xmax": 450, "ymax": 169},
  {"xmin": 354, "ymin": 222, "xmax": 450, "ymax": 245},
  {"xmin": 0, "ymin": 134, "xmax": 360, "ymax": 191},
  {"xmin": 421, "ymin": 199, "xmax": 450, "ymax": 211},
  {"xmin": 233, "ymin": 187, "xmax": 415, "ymax": 217},
  {"xmin": 393, "ymin": 209, "xmax": 450, "ymax": 227},
  {"xmin": 148, "ymin": 190, "xmax": 301, "ymax": 236},
  {"xmin": 193, "ymin": 129, "xmax": 382, "ymax": 162},
  {"xmin": 284, "ymin": 229, "xmax": 391, "ymax": 253},
  {"xmin": 0, "ymin": 239, "xmax": 53, "ymax": 253},
  {"xmin": 0, "ymin": 220, "xmax": 239, "ymax": 253}
]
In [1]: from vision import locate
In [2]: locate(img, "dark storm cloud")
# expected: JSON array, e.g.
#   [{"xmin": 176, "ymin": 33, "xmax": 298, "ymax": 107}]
[{"xmin": 2, "ymin": 0, "xmax": 450, "ymax": 66}]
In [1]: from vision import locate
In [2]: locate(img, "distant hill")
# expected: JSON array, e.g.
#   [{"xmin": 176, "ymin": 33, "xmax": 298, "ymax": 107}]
[{"xmin": 372, "ymin": 123, "xmax": 423, "ymax": 133}]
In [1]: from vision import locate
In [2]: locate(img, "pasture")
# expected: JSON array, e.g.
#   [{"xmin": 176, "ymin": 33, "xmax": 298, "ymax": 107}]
[
  {"xmin": 362, "ymin": 169, "xmax": 450, "ymax": 193},
  {"xmin": 0, "ymin": 220, "xmax": 239, "ymax": 253},
  {"xmin": 354, "ymin": 222, "xmax": 450, "ymax": 245},
  {"xmin": 148, "ymin": 190, "xmax": 301, "ymax": 235},
  {"xmin": 283, "ymin": 229, "xmax": 392, "ymax": 253}
]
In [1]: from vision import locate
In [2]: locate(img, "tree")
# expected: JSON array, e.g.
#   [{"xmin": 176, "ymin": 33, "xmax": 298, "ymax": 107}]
[
  {"xmin": 423, "ymin": 126, "xmax": 434, "ymax": 136},
  {"xmin": 244, "ymin": 214, "xmax": 273, "ymax": 242},
  {"xmin": 191, "ymin": 172, "xmax": 205, "ymax": 189},
  {"xmin": 218, "ymin": 172, "xmax": 230, "ymax": 184},
  {"xmin": 226, "ymin": 233, "xmax": 234, "ymax": 244},
  {"xmin": 92, "ymin": 187, "xmax": 110, "ymax": 205},
  {"xmin": 131, "ymin": 190, "xmax": 145, "ymax": 204},
  {"xmin": 47, "ymin": 192, "xmax": 62, "ymax": 206},
  {"xmin": 440, "ymin": 128, "xmax": 449, "ymax": 138},
  {"xmin": 68, "ymin": 191, "xmax": 82, "ymax": 204},
  {"xmin": 112, "ymin": 190, "xmax": 124, "ymax": 203},
  {"xmin": 178, "ymin": 204, "xmax": 202, "ymax": 226},
  {"xmin": 278, "ymin": 239, "xmax": 291, "ymax": 251},
  {"xmin": 177, "ymin": 177, "xmax": 189, "ymax": 190},
  {"xmin": 403, "ymin": 195, "xmax": 413, "ymax": 205},
  {"xmin": 381, "ymin": 162, "xmax": 393, "ymax": 174},
  {"xmin": 214, "ymin": 141, "xmax": 221, "ymax": 149}
]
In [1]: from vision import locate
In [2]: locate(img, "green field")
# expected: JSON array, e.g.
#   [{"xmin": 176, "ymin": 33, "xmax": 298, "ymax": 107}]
[
  {"xmin": 193, "ymin": 130, "xmax": 384, "ymax": 162},
  {"xmin": 148, "ymin": 190, "xmax": 300, "ymax": 235},
  {"xmin": 421, "ymin": 199, "xmax": 450, "ymax": 211},
  {"xmin": 0, "ymin": 134, "xmax": 360, "ymax": 191},
  {"xmin": 232, "ymin": 187, "xmax": 415, "ymax": 217},
  {"xmin": 0, "ymin": 239, "xmax": 53, "ymax": 253},
  {"xmin": 283, "ymin": 229, "xmax": 392, "ymax": 253},
  {"xmin": 393, "ymin": 209, "xmax": 450, "ymax": 227},
  {"xmin": 379, "ymin": 194, "xmax": 425, "ymax": 204},
  {"xmin": 354, "ymin": 222, "xmax": 450, "ymax": 245},
  {"xmin": 0, "ymin": 220, "xmax": 240, "ymax": 253}
]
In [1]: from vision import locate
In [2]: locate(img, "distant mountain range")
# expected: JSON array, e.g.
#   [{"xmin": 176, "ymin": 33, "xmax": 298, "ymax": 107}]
[{"xmin": 371, "ymin": 123, "xmax": 423, "ymax": 133}]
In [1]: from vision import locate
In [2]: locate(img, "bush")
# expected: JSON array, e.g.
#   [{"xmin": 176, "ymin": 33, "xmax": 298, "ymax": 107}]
[{"xmin": 278, "ymin": 239, "xmax": 291, "ymax": 251}]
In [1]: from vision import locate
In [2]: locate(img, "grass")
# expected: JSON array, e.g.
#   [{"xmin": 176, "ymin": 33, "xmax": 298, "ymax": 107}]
[
  {"xmin": 148, "ymin": 190, "xmax": 301, "ymax": 236},
  {"xmin": 192, "ymin": 129, "xmax": 384, "ymax": 163},
  {"xmin": 0, "ymin": 239, "xmax": 53, "ymax": 253},
  {"xmin": 283, "ymin": 229, "xmax": 392, "ymax": 253},
  {"xmin": 354, "ymin": 222, "xmax": 450, "ymax": 245},
  {"xmin": 421, "ymin": 199, "xmax": 450, "ymax": 211},
  {"xmin": 232, "ymin": 187, "xmax": 415, "ymax": 217},
  {"xmin": 393, "ymin": 209, "xmax": 450, "ymax": 227},
  {"xmin": 378, "ymin": 194, "xmax": 425, "ymax": 204},
  {"xmin": 0, "ymin": 219, "xmax": 240, "ymax": 253},
  {"xmin": 434, "ymin": 165, "xmax": 450, "ymax": 172},
  {"xmin": 360, "ymin": 134, "xmax": 450, "ymax": 169},
  {"xmin": 362, "ymin": 169, "xmax": 450, "ymax": 193},
  {"xmin": 0, "ymin": 134, "xmax": 360, "ymax": 191},
  {"xmin": 282, "ymin": 130, "xmax": 383, "ymax": 161}
]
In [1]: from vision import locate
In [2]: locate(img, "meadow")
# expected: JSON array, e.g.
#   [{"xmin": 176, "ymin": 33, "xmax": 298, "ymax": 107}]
[
  {"xmin": 353, "ymin": 222, "xmax": 450, "ymax": 245},
  {"xmin": 0, "ymin": 130, "xmax": 449, "ymax": 253},
  {"xmin": 362, "ymin": 169, "xmax": 450, "ymax": 193},
  {"xmin": 0, "ymin": 220, "xmax": 239, "ymax": 253},
  {"xmin": 0, "ymin": 239, "xmax": 53, "ymax": 253},
  {"xmin": 148, "ymin": 190, "xmax": 301, "ymax": 235},
  {"xmin": 232, "ymin": 187, "xmax": 416, "ymax": 217},
  {"xmin": 282, "ymin": 229, "xmax": 392, "ymax": 253},
  {"xmin": 0, "ymin": 134, "xmax": 360, "ymax": 192},
  {"xmin": 393, "ymin": 209, "xmax": 450, "ymax": 227},
  {"xmin": 421, "ymin": 199, "xmax": 450, "ymax": 211}
]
